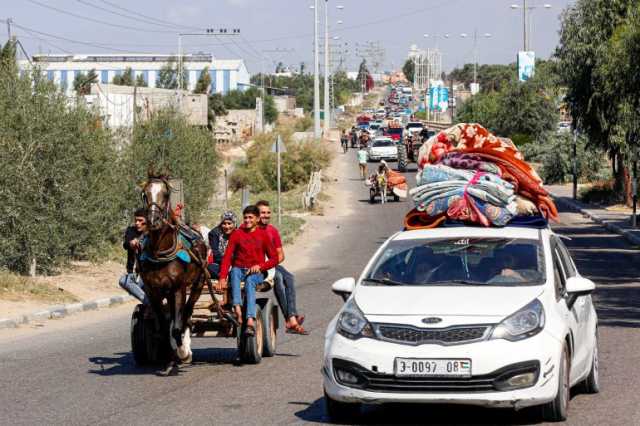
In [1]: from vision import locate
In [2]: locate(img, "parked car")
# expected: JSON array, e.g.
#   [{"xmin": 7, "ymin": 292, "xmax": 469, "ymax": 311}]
[
  {"xmin": 323, "ymin": 225, "xmax": 599, "ymax": 422},
  {"xmin": 367, "ymin": 137, "xmax": 398, "ymax": 161}
]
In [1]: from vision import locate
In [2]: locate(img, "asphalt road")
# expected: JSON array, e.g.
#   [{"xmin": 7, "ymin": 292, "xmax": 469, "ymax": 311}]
[{"xmin": 1, "ymin": 150, "xmax": 639, "ymax": 426}]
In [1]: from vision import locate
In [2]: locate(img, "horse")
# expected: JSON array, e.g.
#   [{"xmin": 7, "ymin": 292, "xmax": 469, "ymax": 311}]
[{"xmin": 139, "ymin": 175, "xmax": 210, "ymax": 365}]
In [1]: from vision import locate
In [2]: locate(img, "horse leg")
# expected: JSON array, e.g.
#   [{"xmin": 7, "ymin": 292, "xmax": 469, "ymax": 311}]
[
  {"xmin": 183, "ymin": 273, "xmax": 205, "ymax": 324},
  {"xmin": 173, "ymin": 286, "xmax": 192, "ymax": 363}
]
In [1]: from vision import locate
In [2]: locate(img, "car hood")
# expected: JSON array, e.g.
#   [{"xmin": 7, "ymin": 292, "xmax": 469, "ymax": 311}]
[{"xmin": 354, "ymin": 285, "xmax": 544, "ymax": 317}]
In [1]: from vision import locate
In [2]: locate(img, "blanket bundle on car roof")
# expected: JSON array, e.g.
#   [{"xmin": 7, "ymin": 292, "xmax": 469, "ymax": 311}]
[{"xmin": 404, "ymin": 123, "xmax": 558, "ymax": 229}]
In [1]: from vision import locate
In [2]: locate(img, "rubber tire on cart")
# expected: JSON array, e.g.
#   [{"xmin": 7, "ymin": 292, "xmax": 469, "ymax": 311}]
[
  {"xmin": 580, "ymin": 332, "xmax": 600, "ymax": 394},
  {"xmin": 369, "ymin": 188, "xmax": 376, "ymax": 204},
  {"xmin": 238, "ymin": 305, "xmax": 264, "ymax": 364},
  {"xmin": 258, "ymin": 299, "xmax": 278, "ymax": 357},
  {"xmin": 541, "ymin": 346, "xmax": 570, "ymax": 422},
  {"xmin": 397, "ymin": 145, "xmax": 407, "ymax": 172},
  {"xmin": 324, "ymin": 391, "xmax": 361, "ymax": 423},
  {"xmin": 393, "ymin": 193, "xmax": 400, "ymax": 202},
  {"xmin": 131, "ymin": 304, "xmax": 170, "ymax": 366}
]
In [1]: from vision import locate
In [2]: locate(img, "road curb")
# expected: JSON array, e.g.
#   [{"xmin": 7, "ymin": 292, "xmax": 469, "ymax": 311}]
[
  {"xmin": 552, "ymin": 195, "xmax": 640, "ymax": 246},
  {"xmin": 0, "ymin": 294, "xmax": 134, "ymax": 330}
]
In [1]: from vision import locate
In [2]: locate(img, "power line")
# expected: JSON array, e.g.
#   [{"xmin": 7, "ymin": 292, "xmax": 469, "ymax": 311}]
[
  {"xmin": 25, "ymin": 0, "xmax": 175, "ymax": 34},
  {"xmin": 98, "ymin": 0, "xmax": 202, "ymax": 31},
  {"xmin": 75, "ymin": 0, "xmax": 200, "ymax": 31}
]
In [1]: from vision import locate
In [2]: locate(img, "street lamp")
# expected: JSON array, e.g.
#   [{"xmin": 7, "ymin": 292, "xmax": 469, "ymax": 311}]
[
  {"xmin": 311, "ymin": 2, "xmax": 321, "ymax": 139},
  {"xmin": 423, "ymin": 33, "xmax": 450, "ymax": 49},
  {"xmin": 510, "ymin": 2, "xmax": 552, "ymax": 51},
  {"xmin": 460, "ymin": 30, "xmax": 492, "ymax": 88},
  {"xmin": 322, "ymin": 2, "xmax": 345, "ymax": 133}
]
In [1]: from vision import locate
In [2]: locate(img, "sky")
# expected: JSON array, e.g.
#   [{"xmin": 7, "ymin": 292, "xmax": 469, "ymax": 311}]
[{"xmin": 2, "ymin": 0, "xmax": 572, "ymax": 74}]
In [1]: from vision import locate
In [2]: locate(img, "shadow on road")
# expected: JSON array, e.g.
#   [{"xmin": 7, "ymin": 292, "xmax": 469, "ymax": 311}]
[
  {"xmin": 88, "ymin": 347, "xmax": 239, "ymax": 376},
  {"xmin": 293, "ymin": 397, "xmax": 543, "ymax": 425}
]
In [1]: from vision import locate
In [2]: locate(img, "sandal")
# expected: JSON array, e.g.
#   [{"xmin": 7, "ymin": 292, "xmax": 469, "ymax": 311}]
[
  {"xmin": 296, "ymin": 314, "xmax": 305, "ymax": 326},
  {"xmin": 286, "ymin": 324, "xmax": 309, "ymax": 335}
]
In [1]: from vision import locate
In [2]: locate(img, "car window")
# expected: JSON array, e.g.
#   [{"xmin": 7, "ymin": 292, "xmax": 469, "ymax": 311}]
[
  {"xmin": 553, "ymin": 247, "xmax": 567, "ymax": 299},
  {"xmin": 554, "ymin": 238, "xmax": 577, "ymax": 278},
  {"xmin": 365, "ymin": 237, "xmax": 545, "ymax": 287},
  {"xmin": 373, "ymin": 140, "xmax": 394, "ymax": 147}
]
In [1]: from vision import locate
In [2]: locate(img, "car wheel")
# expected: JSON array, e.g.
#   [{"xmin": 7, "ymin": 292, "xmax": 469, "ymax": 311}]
[
  {"xmin": 542, "ymin": 346, "xmax": 570, "ymax": 422},
  {"xmin": 324, "ymin": 390, "xmax": 361, "ymax": 423},
  {"xmin": 581, "ymin": 333, "xmax": 600, "ymax": 394}
]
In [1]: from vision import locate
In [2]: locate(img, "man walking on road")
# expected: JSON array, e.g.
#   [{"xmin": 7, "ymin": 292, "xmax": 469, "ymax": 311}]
[
  {"xmin": 357, "ymin": 146, "xmax": 368, "ymax": 180},
  {"xmin": 256, "ymin": 200, "xmax": 307, "ymax": 335}
]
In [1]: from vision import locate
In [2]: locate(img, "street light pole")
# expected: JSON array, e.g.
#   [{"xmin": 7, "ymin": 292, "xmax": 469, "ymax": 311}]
[
  {"xmin": 523, "ymin": 0, "xmax": 528, "ymax": 51},
  {"xmin": 323, "ymin": 0, "xmax": 330, "ymax": 133},
  {"xmin": 313, "ymin": 1, "xmax": 321, "ymax": 139}
]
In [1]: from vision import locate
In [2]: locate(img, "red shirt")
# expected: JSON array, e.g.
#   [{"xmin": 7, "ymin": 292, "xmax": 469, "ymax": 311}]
[
  {"xmin": 262, "ymin": 224, "xmax": 283, "ymax": 249},
  {"xmin": 219, "ymin": 226, "xmax": 278, "ymax": 280}
]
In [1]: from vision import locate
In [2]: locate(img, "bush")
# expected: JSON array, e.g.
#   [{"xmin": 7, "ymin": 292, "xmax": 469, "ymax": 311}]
[
  {"xmin": 122, "ymin": 109, "xmax": 219, "ymax": 221},
  {"xmin": 521, "ymin": 133, "xmax": 610, "ymax": 184},
  {"xmin": 230, "ymin": 130, "xmax": 331, "ymax": 192},
  {"xmin": 294, "ymin": 115, "xmax": 313, "ymax": 132},
  {"xmin": 0, "ymin": 69, "xmax": 127, "ymax": 274}
]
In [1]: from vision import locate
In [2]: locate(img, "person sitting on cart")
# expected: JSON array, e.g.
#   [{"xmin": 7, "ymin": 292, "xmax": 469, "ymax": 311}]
[
  {"xmin": 256, "ymin": 200, "xmax": 308, "ymax": 335},
  {"xmin": 207, "ymin": 211, "xmax": 237, "ymax": 279},
  {"xmin": 118, "ymin": 208, "xmax": 149, "ymax": 304},
  {"xmin": 217, "ymin": 205, "xmax": 278, "ymax": 336}
]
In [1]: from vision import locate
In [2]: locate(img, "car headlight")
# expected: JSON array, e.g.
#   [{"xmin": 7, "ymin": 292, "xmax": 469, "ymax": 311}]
[
  {"xmin": 336, "ymin": 299, "xmax": 375, "ymax": 340},
  {"xmin": 491, "ymin": 299, "xmax": 545, "ymax": 341}
]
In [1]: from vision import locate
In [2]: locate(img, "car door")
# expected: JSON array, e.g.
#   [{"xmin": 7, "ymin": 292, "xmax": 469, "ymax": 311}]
[{"xmin": 551, "ymin": 238, "xmax": 590, "ymax": 377}]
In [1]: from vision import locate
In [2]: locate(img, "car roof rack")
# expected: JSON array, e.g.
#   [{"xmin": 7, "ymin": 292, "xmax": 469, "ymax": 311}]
[{"xmin": 404, "ymin": 215, "xmax": 549, "ymax": 231}]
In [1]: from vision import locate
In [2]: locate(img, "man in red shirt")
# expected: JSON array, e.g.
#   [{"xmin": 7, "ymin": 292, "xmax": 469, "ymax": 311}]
[
  {"xmin": 217, "ymin": 205, "xmax": 278, "ymax": 336},
  {"xmin": 256, "ymin": 200, "xmax": 307, "ymax": 335}
]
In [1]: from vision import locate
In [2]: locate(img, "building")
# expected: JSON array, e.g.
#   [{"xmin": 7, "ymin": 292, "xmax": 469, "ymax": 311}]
[
  {"xmin": 18, "ymin": 53, "xmax": 250, "ymax": 96},
  {"xmin": 84, "ymin": 83, "xmax": 207, "ymax": 128}
]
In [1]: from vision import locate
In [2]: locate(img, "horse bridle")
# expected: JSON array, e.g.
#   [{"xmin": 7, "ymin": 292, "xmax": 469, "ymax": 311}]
[{"xmin": 142, "ymin": 178, "xmax": 172, "ymax": 223}]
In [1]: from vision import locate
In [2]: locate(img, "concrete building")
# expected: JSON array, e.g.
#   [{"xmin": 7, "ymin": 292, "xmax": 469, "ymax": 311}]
[{"xmin": 18, "ymin": 53, "xmax": 250, "ymax": 96}]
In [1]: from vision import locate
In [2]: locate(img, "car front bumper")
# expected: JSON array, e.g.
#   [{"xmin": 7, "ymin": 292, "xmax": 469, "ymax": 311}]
[
  {"xmin": 323, "ymin": 330, "xmax": 562, "ymax": 409},
  {"xmin": 368, "ymin": 153, "xmax": 398, "ymax": 161}
]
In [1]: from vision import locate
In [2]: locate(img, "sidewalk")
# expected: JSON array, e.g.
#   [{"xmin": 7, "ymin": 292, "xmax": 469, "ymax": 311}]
[{"xmin": 547, "ymin": 184, "xmax": 640, "ymax": 246}]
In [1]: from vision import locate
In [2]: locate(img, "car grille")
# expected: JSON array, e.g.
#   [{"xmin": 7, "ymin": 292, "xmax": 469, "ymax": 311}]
[
  {"xmin": 332, "ymin": 358, "xmax": 540, "ymax": 393},
  {"xmin": 374, "ymin": 324, "xmax": 490, "ymax": 346}
]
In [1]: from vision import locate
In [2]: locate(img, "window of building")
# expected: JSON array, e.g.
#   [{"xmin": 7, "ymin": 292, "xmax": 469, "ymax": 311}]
[
  {"xmin": 209, "ymin": 69, "xmax": 217, "ymax": 93},
  {"xmin": 60, "ymin": 70, "xmax": 68, "ymax": 89},
  {"xmin": 47, "ymin": 70, "xmax": 54, "ymax": 81},
  {"xmin": 101, "ymin": 70, "xmax": 109, "ymax": 84},
  {"xmin": 223, "ymin": 70, "xmax": 230, "ymax": 94}
]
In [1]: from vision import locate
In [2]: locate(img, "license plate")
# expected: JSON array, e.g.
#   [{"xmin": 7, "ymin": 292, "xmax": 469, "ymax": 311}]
[{"xmin": 394, "ymin": 358, "xmax": 472, "ymax": 377}]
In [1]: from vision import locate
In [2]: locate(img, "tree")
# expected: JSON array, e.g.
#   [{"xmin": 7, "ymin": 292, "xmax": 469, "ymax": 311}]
[
  {"xmin": 156, "ymin": 57, "xmax": 187, "ymax": 90},
  {"xmin": 194, "ymin": 67, "xmax": 211, "ymax": 94},
  {"xmin": 135, "ymin": 73, "xmax": 148, "ymax": 87},
  {"xmin": 112, "ymin": 67, "xmax": 134, "ymax": 86},
  {"xmin": 73, "ymin": 69, "xmax": 98, "ymax": 95},
  {"xmin": 402, "ymin": 59, "xmax": 414, "ymax": 83},
  {"xmin": 357, "ymin": 59, "xmax": 371, "ymax": 92},
  {"xmin": 556, "ymin": 0, "xmax": 636, "ymax": 203},
  {"xmin": 275, "ymin": 62, "xmax": 285, "ymax": 73},
  {"xmin": 299, "ymin": 62, "xmax": 306, "ymax": 75},
  {"xmin": 0, "ymin": 39, "xmax": 18, "ymax": 77},
  {"xmin": 264, "ymin": 95, "xmax": 278, "ymax": 124}
]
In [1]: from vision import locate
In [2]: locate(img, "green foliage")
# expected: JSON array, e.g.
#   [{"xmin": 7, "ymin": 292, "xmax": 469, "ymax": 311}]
[
  {"xmin": 521, "ymin": 133, "xmax": 610, "ymax": 184},
  {"xmin": 230, "ymin": 130, "xmax": 331, "ymax": 192},
  {"xmin": 402, "ymin": 59, "xmax": 414, "ymax": 83},
  {"xmin": 448, "ymin": 63, "xmax": 516, "ymax": 93},
  {"xmin": 456, "ymin": 80, "xmax": 557, "ymax": 140},
  {"xmin": 156, "ymin": 57, "xmax": 187, "ymax": 90},
  {"xmin": 112, "ymin": 67, "xmax": 134, "ymax": 86},
  {"xmin": 0, "ymin": 68, "xmax": 127, "ymax": 274},
  {"xmin": 123, "ymin": 109, "xmax": 219, "ymax": 221},
  {"xmin": 218, "ymin": 87, "xmax": 278, "ymax": 124},
  {"xmin": 294, "ymin": 114, "xmax": 313, "ymax": 132},
  {"xmin": 135, "ymin": 73, "xmax": 148, "ymax": 87},
  {"xmin": 73, "ymin": 68, "xmax": 98, "ymax": 95},
  {"xmin": 194, "ymin": 67, "xmax": 211, "ymax": 94}
]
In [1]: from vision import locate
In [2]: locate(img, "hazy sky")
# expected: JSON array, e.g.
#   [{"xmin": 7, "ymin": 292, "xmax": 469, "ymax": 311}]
[{"xmin": 3, "ymin": 0, "xmax": 572, "ymax": 73}]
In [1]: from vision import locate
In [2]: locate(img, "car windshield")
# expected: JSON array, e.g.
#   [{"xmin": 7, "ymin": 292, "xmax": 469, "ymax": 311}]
[
  {"xmin": 373, "ymin": 140, "xmax": 394, "ymax": 147},
  {"xmin": 364, "ymin": 237, "xmax": 545, "ymax": 287},
  {"xmin": 407, "ymin": 123, "xmax": 423, "ymax": 129}
]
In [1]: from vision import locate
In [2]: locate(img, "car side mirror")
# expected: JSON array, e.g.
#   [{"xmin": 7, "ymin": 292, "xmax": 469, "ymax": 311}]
[
  {"xmin": 565, "ymin": 276, "xmax": 595, "ymax": 309},
  {"xmin": 331, "ymin": 277, "xmax": 355, "ymax": 302}
]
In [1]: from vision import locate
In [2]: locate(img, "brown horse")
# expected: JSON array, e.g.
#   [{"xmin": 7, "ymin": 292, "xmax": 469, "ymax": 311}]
[{"xmin": 139, "ymin": 175, "xmax": 209, "ymax": 364}]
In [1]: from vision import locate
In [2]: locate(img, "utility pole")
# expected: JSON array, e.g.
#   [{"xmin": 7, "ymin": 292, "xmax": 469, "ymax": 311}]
[
  {"xmin": 313, "ymin": 0, "xmax": 321, "ymax": 139},
  {"xmin": 6, "ymin": 18, "xmax": 12, "ymax": 40},
  {"xmin": 523, "ymin": 0, "xmax": 528, "ymax": 51},
  {"xmin": 323, "ymin": 0, "xmax": 331, "ymax": 132}
]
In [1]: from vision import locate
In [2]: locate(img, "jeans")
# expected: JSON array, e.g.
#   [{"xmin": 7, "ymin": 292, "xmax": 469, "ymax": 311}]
[
  {"xmin": 118, "ymin": 273, "xmax": 149, "ymax": 305},
  {"xmin": 229, "ymin": 267, "xmax": 263, "ymax": 319},
  {"xmin": 273, "ymin": 265, "xmax": 297, "ymax": 319}
]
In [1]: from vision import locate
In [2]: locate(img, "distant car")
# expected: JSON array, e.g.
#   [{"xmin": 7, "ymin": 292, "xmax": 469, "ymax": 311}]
[
  {"xmin": 557, "ymin": 122, "xmax": 572, "ymax": 134},
  {"xmin": 367, "ymin": 137, "xmax": 398, "ymax": 161},
  {"xmin": 323, "ymin": 225, "xmax": 599, "ymax": 423},
  {"xmin": 406, "ymin": 121, "xmax": 425, "ymax": 134}
]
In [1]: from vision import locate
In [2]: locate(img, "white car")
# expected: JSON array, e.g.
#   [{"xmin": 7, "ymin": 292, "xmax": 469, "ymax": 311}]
[
  {"xmin": 323, "ymin": 225, "xmax": 599, "ymax": 422},
  {"xmin": 367, "ymin": 137, "xmax": 398, "ymax": 161}
]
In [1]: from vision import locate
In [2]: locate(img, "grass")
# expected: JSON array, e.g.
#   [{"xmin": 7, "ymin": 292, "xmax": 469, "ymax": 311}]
[
  {"xmin": 579, "ymin": 180, "xmax": 623, "ymax": 206},
  {"xmin": 0, "ymin": 269, "xmax": 78, "ymax": 304}
]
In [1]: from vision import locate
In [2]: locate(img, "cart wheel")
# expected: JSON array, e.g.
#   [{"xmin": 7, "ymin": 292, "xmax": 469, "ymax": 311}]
[
  {"xmin": 131, "ymin": 304, "xmax": 149, "ymax": 366},
  {"xmin": 394, "ymin": 193, "xmax": 400, "ymax": 202},
  {"xmin": 238, "ymin": 305, "xmax": 264, "ymax": 364},
  {"xmin": 261, "ymin": 303, "xmax": 278, "ymax": 357},
  {"xmin": 369, "ymin": 188, "xmax": 376, "ymax": 204}
]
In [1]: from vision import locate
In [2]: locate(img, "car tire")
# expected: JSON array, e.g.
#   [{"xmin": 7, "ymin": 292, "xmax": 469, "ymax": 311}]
[
  {"xmin": 581, "ymin": 333, "xmax": 600, "ymax": 394},
  {"xmin": 542, "ymin": 346, "xmax": 570, "ymax": 422},
  {"xmin": 324, "ymin": 390, "xmax": 361, "ymax": 423}
]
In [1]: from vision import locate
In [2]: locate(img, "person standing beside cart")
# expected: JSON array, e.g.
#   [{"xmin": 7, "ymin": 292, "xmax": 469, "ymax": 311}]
[{"xmin": 357, "ymin": 145, "xmax": 368, "ymax": 180}]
